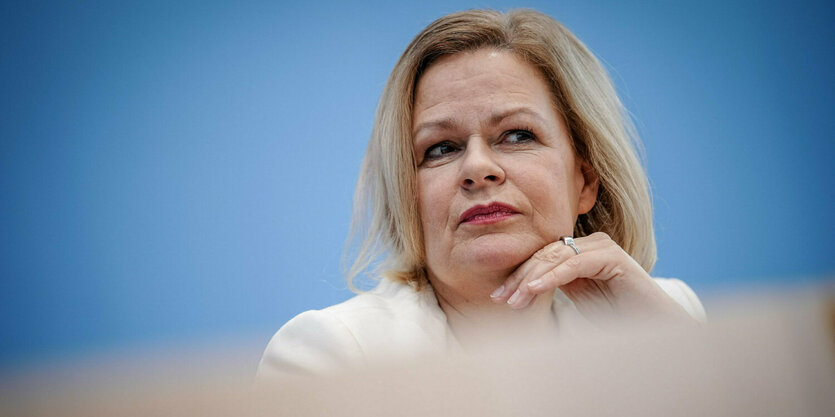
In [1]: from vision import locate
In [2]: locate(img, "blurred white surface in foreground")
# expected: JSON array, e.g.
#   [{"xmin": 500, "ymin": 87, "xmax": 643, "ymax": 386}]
[{"xmin": 2, "ymin": 285, "xmax": 833, "ymax": 417}]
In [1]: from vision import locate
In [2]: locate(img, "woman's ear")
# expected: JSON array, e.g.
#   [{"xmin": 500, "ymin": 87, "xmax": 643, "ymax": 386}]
[{"xmin": 577, "ymin": 159, "xmax": 599, "ymax": 215}]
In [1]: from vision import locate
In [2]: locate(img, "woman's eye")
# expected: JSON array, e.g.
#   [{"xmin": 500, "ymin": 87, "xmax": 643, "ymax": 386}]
[
  {"xmin": 424, "ymin": 142, "xmax": 458, "ymax": 160},
  {"xmin": 503, "ymin": 130, "xmax": 535, "ymax": 144}
]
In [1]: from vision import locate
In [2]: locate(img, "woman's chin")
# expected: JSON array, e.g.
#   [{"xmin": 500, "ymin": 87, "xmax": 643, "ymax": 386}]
[{"xmin": 458, "ymin": 240, "xmax": 538, "ymax": 274}]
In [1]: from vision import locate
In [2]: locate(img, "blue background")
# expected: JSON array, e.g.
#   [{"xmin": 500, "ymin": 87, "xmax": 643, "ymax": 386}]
[{"xmin": 2, "ymin": 0, "xmax": 833, "ymax": 368}]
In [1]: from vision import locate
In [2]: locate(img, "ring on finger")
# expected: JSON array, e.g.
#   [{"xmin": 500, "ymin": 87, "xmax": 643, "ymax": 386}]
[{"xmin": 561, "ymin": 236, "xmax": 580, "ymax": 255}]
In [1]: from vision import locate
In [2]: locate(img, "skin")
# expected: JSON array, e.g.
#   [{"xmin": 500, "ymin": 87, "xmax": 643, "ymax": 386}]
[{"xmin": 412, "ymin": 49, "xmax": 693, "ymax": 342}]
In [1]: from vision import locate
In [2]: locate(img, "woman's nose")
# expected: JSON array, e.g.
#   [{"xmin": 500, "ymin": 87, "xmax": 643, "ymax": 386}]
[{"xmin": 459, "ymin": 139, "xmax": 505, "ymax": 190}]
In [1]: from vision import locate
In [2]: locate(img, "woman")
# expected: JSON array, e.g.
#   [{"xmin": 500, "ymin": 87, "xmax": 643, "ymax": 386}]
[{"xmin": 257, "ymin": 9, "xmax": 705, "ymax": 378}]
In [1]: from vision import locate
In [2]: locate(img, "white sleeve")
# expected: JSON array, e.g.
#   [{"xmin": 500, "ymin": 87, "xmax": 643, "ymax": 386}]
[
  {"xmin": 255, "ymin": 309, "xmax": 364, "ymax": 380},
  {"xmin": 653, "ymin": 278, "xmax": 707, "ymax": 323}
]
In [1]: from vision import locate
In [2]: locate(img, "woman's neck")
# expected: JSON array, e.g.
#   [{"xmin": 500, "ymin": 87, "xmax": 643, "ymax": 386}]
[{"xmin": 428, "ymin": 272, "xmax": 558, "ymax": 351}]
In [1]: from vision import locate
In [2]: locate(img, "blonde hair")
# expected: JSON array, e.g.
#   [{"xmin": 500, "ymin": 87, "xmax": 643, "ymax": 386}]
[{"xmin": 345, "ymin": 9, "xmax": 655, "ymax": 291}]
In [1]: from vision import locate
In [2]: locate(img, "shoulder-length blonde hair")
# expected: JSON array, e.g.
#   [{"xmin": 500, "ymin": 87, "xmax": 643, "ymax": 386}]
[{"xmin": 345, "ymin": 9, "xmax": 655, "ymax": 291}]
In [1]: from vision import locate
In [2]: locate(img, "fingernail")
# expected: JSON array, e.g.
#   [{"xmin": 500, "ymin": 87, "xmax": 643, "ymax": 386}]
[
  {"xmin": 490, "ymin": 285, "xmax": 505, "ymax": 298},
  {"xmin": 507, "ymin": 289, "xmax": 521, "ymax": 305},
  {"xmin": 528, "ymin": 279, "xmax": 543, "ymax": 290}
]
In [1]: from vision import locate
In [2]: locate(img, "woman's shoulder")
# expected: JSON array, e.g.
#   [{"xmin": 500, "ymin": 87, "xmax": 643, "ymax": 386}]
[
  {"xmin": 652, "ymin": 277, "xmax": 707, "ymax": 323},
  {"xmin": 255, "ymin": 306, "xmax": 364, "ymax": 378},
  {"xmin": 313, "ymin": 278, "xmax": 448, "ymax": 333},
  {"xmin": 328, "ymin": 278, "xmax": 441, "ymax": 315},
  {"xmin": 256, "ymin": 279, "xmax": 449, "ymax": 379}
]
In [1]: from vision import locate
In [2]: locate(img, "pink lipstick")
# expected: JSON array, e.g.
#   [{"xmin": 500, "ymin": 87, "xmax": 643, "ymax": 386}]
[{"xmin": 459, "ymin": 202, "xmax": 520, "ymax": 225}]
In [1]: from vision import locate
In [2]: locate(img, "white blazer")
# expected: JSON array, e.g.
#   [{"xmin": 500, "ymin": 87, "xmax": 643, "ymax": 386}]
[{"xmin": 256, "ymin": 278, "xmax": 706, "ymax": 379}]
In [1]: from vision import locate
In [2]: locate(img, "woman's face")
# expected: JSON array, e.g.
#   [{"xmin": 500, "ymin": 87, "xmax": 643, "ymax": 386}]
[{"xmin": 412, "ymin": 48, "xmax": 598, "ymax": 294}]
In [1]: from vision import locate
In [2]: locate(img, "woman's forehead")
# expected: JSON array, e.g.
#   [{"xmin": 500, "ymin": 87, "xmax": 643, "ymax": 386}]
[{"xmin": 412, "ymin": 49, "xmax": 552, "ymax": 126}]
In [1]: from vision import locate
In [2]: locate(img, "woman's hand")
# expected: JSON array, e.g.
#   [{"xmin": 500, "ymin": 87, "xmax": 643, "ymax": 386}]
[{"xmin": 489, "ymin": 232, "xmax": 695, "ymax": 325}]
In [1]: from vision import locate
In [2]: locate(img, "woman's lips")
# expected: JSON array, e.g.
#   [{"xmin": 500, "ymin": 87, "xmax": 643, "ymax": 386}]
[{"xmin": 459, "ymin": 202, "xmax": 520, "ymax": 225}]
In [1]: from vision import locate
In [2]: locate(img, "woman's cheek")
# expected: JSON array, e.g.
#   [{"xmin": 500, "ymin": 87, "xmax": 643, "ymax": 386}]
[{"xmin": 417, "ymin": 175, "xmax": 450, "ymax": 247}]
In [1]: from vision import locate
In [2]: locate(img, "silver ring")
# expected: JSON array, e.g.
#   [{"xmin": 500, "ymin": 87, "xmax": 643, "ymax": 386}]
[{"xmin": 561, "ymin": 236, "xmax": 580, "ymax": 255}]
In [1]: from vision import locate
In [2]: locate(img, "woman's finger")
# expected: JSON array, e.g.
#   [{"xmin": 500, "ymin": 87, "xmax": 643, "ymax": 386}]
[
  {"xmin": 503, "ymin": 238, "xmax": 611, "ymax": 309},
  {"xmin": 490, "ymin": 240, "xmax": 569, "ymax": 302},
  {"xmin": 525, "ymin": 246, "xmax": 623, "ymax": 293},
  {"xmin": 497, "ymin": 234, "xmax": 613, "ymax": 307}
]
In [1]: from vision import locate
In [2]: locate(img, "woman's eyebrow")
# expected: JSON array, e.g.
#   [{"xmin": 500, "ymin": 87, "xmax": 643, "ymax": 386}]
[
  {"xmin": 489, "ymin": 107, "xmax": 546, "ymax": 126},
  {"xmin": 413, "ymin": 108, "xmax": 545, "ymax": 138},
  {"xmin": 413, "ymin": 118, "xmax": 458, "ymax": 138}
]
